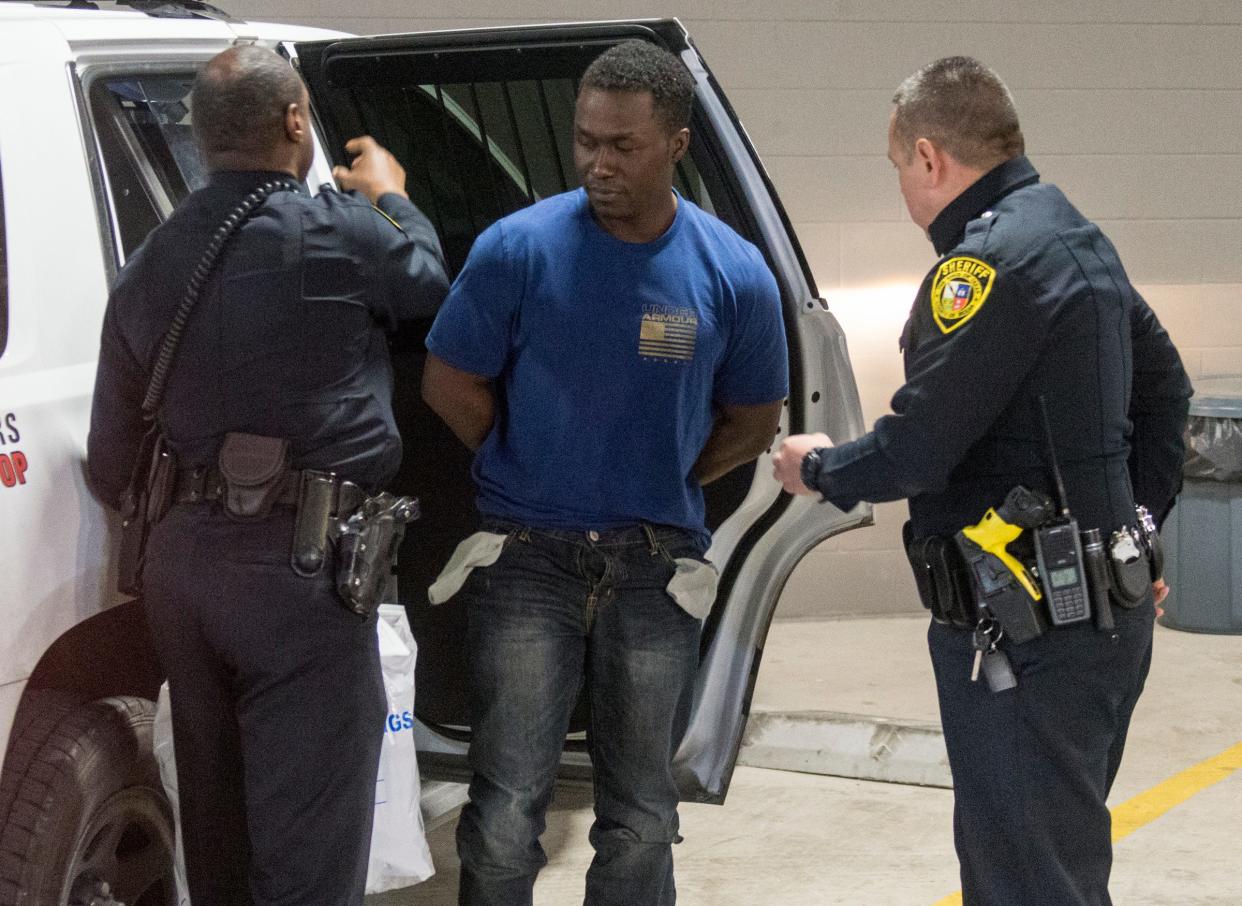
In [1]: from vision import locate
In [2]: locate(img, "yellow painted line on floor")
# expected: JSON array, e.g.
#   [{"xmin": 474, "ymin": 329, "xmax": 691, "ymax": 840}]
[{"xmin": 931, "ymin": 740, "xmax": 1242, "ymax": 906}]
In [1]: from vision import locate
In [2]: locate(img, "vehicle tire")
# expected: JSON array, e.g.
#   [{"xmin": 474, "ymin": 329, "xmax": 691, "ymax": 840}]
[{"xmin": 0, "ymin": 694, "xmax": 177, "ymax": 906}]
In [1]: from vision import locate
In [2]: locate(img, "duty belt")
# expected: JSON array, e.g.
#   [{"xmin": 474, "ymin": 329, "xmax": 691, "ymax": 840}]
[
  {"xmin": 905, "ymin": 524, "xmax": 1152, "ymax": 634},
  {"xmin": 172, "ymin": 465, "xmax": 363, "ymax": 514}
]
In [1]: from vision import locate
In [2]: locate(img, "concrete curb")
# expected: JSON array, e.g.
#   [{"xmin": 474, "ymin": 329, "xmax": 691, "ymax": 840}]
[{"xmin": 739, "ymin": 710, "xmax": 953, "ymax": 789}]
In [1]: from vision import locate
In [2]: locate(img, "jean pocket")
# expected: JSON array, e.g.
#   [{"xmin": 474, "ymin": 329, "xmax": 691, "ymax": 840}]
[
  {"xmin": 427, "ymin": 531, "xmax": 509, "ymax": 604},
  {"xmin": 665, "ymin": 557, "xmax": 719, "ymax": 621}
]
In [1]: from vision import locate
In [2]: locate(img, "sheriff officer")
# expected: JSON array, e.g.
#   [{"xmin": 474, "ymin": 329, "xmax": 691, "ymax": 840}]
[{"xmin": 774, "ymin": 57, "xmax": 1190, "ymax": 905}]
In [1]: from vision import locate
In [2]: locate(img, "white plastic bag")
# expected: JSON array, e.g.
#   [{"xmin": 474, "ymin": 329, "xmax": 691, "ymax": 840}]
[
  {"xmin": 152, "ymin": 604, "xmax": 435, "ymax": 900},
  {"xmin": 367, "ymin": 603, "xmax": 436, "ymax": 892}
]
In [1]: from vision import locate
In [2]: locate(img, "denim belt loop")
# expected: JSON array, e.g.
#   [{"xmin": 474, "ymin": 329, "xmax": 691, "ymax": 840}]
[{"xmin": 641, "ymin": 523, "xmax": 661, "ymax": 556}]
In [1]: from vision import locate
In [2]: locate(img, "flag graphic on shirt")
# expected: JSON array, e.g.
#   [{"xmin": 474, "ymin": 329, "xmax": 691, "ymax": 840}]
[{"xmin": 639, "ymin": 305, "xmax": 698, "ymax": 362}]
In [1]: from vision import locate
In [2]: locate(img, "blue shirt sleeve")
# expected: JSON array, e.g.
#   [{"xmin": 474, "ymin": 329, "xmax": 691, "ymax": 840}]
[
  {"xmin": 425, "ymin": 222, "xmax": 520, "ymax": 378},
  {"xmin": 713, "ymin": 251, "xmax": 789, "ymax": 406}
]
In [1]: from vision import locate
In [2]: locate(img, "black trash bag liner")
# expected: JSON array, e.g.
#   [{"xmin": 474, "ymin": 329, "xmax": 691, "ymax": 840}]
[{"xmin": 1184, "ymin": 414, "xmax": 1242, "ymax": 482}]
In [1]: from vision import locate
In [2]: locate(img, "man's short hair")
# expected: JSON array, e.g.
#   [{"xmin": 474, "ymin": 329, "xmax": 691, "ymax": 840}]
[
  {"xmin": 580, "ymin": 40, "xmax": 694, "ymax": 133},
  {"xmin": 891, "ymin": 56, "xmax": 1024, "ymax": 170},
  {"xmin": 192, "ymin": 46, "xmax": 305, "ymax": 158}
]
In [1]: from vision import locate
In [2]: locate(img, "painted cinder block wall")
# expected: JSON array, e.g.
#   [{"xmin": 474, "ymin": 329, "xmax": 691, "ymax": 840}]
[{"xmin": 231, "ymin": 0, "xmax": 1242, "ymax": 618}]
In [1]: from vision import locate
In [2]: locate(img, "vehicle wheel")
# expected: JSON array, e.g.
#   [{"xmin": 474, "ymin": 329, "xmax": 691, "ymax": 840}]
[{"xmin": 0, "ymin": 694, "xmax": 176, "ymax": 906}]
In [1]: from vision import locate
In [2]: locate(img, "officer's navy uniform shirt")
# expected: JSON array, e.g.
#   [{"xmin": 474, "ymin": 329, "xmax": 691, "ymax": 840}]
[
  {"xmin": 806, "ymin": 156, "xmax": 1190, "ymax": 538},
  {"xmin": 89, "ymin": 170, "xmax": 449, "ymax": 508}
]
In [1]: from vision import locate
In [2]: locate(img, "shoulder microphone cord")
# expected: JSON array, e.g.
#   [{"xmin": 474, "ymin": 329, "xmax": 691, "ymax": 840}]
[{"xmin": 140, "ymin": 178, "xmax": 300, "ymax": 417}]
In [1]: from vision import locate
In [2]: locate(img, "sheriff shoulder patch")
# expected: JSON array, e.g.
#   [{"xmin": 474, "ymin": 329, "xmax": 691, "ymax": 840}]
[{"xmin": 930, "ymin": 256, "xmax": 996, "ymax": 334}]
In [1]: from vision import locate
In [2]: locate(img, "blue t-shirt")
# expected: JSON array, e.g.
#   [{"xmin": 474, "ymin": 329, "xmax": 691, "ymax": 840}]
[{"xmin": 426, "ymin": 188, "xmax": 788, "ymax": 541}]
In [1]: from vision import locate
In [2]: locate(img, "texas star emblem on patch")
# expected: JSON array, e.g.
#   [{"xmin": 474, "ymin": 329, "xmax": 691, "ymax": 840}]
[{"xmin": 930, "ymin": 256, "xmax": 997, "ymax": 334}]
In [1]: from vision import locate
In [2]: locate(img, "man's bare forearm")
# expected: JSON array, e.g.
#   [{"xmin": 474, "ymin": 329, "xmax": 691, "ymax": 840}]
[
  {"xmin": 430, "ymin": 386, "xmax": 495, "ymax": 451},
  {"xmin": 693, "ymin": 400, "xmax": 783, "ymax": 485},
  {"xmin": 421, "ymin": 355, "xmax": 496, "ymax": 451}
]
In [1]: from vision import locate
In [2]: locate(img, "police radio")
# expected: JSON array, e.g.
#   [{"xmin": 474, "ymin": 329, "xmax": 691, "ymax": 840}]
[{"xmin": 1032, "ymin": 396, "xmax": 1092, "ymax": 626}]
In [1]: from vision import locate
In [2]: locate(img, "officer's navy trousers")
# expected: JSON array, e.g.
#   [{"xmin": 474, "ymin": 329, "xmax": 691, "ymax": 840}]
[
  {"xmin": 143, "ymin": 503, "xmax": 386, "ymax": 906},
  {"xmin": 929, "ymin": 599, "xmax": 1155, "ymax": 906}
]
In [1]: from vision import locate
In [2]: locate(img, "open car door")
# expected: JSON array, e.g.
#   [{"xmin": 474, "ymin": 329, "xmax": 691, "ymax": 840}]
[{"xmin": 294, "ymin": 19, "xmax": 871, "ymax": 803}]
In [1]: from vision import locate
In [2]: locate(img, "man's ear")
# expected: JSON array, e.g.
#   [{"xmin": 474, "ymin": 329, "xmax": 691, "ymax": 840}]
[{"xmin": 670, "ymin": 127, "xmax": 690, "ymax": 164}]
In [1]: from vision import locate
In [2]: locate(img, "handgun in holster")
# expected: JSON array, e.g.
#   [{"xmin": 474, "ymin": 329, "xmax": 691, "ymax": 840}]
[
  {"xmin": 290, "ymin": 476, "xmax": 419, "ymax": 617},
  {"xmin": 954, "ymin": 486, "xmax": 1055, "ymax": 644},
  {"xmin": 334, "ymin": 493, "xmax": 420, "ymax": 617}
]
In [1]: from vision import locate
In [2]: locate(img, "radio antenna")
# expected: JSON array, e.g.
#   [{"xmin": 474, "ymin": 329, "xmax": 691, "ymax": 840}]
[{"xmin": 1037, "ymin": 395, "xmax": 1070, "ymax": 517}]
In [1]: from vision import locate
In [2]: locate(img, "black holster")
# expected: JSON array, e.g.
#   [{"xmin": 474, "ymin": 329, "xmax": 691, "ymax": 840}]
[
  {"xmin": 955, "ymin": 533, "xmax": 1047, "ymax": 644},
  {"xmin": 333, "ymin": 493, "xmax": 420, "ymax": 616},
  {"xmin": 117, "ymin": 424, "xmax": 175, "ymax": 597}
]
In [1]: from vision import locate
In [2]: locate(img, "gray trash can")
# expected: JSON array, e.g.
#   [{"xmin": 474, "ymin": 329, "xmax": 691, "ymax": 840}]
[{"xmin": 1159, "ymin": 377, "xmax": 1242, "ymax": 634}]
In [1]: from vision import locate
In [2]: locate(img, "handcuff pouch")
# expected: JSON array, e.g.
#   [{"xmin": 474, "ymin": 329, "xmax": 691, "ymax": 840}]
[{"xmin": 218, "ymin": 432, "xmax": 290, "ymax": 521}]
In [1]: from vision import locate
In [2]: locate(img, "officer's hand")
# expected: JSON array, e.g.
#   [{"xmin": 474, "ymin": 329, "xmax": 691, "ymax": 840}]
[
  {"xmin": 333, "ymin": 136, "xmax": 409, "ymax": 203},
  {"xmin": 773, "ymin": 433, "xmax": 833, "ymax": 497},
  {"xmin": 1152, "ymin": 577, "xmax": 1169, "ymax": 618}
]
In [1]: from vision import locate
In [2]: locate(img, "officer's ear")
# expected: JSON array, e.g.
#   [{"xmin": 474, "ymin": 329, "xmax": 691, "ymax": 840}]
[
  {"xmin": 284, "ymin": 101, "xmax": 306, "ymax": 144},
  {"xmin": 914, "ymin": 137, "xmax": 953, "ymax": 188}
]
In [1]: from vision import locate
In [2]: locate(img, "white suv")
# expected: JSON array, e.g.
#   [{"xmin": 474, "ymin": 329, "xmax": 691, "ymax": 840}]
[{"xmin": 0, "ymin": 2, "xmax": 870, "ymax": 903}]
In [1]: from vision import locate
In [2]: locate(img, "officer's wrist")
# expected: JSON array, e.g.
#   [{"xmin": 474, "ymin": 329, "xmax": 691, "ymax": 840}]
[
  {"xmin": 801, "ymin": 447, "xmax": 827, "ymax": 498},
  {"xmin": 376, "ymin": 190, "xmax": 411, "ymax": 210}
]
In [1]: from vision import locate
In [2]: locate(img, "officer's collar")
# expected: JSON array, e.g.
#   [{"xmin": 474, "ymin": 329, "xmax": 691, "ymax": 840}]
[
  {"xmin": 928, "ymin": 156, "xmax": 1040, "ymax": 256},
  {"xmin": 207, "ymin": 169, "xmax": 306, "ymax": 193}
]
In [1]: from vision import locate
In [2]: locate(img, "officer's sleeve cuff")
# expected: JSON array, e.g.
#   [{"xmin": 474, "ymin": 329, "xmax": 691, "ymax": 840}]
[
  {"xmin": 376, "ymin": 192, "xmax": 417, "ymax": 222},
  {"xmin": 801, "ymin": 447, "xmax": 828, "ymax": 501},
  {"xmin": 804, "ymin": 444, "xmax": 866, "ymax": 512}
]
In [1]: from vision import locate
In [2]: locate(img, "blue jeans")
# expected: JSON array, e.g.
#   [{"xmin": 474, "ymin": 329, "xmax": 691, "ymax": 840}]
[{"xmin": 455, "ymin": 521, "xmax": 705, "ymax": 906}]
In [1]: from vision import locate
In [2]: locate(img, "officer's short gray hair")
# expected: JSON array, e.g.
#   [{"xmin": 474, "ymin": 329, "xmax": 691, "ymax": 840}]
[
  {"xmin": 192, "ymin": 46, "xmax": 304, "ymax": 158},
  {"xmin": 891, "ymin": 56, "xmax": 1024, "ymax": 170},
  {"xmin": 580, "ymin": 40, "xmax": 694, "ymax": 134}
]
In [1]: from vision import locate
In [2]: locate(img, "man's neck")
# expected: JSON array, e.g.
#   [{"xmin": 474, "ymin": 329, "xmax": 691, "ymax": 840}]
[
  {"xmin": 206, "ymin": 152, "xmax": 299, "ymax": 179},
  {"xmin": 594, "ymin": 190, "xmax": 678, "ymax": 244}
]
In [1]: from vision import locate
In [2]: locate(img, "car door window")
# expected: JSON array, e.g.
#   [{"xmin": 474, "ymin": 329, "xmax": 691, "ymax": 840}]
[
  {"xmin": 86, "ymin": 72, "xmax": 206, "ymax": 262},
  {"xmin": 305, "ymin": 47, "xmax": 740, "ymax": 279}
]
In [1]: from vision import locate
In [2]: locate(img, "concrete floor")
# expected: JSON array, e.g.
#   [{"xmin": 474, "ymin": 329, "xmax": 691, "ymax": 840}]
[{"xmin": 368, "ymin": 615, "xmax": 1242, "ymax": 905}]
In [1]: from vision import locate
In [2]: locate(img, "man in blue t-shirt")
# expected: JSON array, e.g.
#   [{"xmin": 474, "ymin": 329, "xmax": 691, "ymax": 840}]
[{"xmin": 423, "ymin": 40, "xmax": 788, "ymax": 906}]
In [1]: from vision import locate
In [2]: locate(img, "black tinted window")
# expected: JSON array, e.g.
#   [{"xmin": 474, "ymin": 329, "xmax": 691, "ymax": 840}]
[
  {"xmin": 89, "ymin": 73, "xmax": 206, "ymax": 261},
  {"xmin": 314, "ymin": 49, "xmax": 729, "ymax": 278}
]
